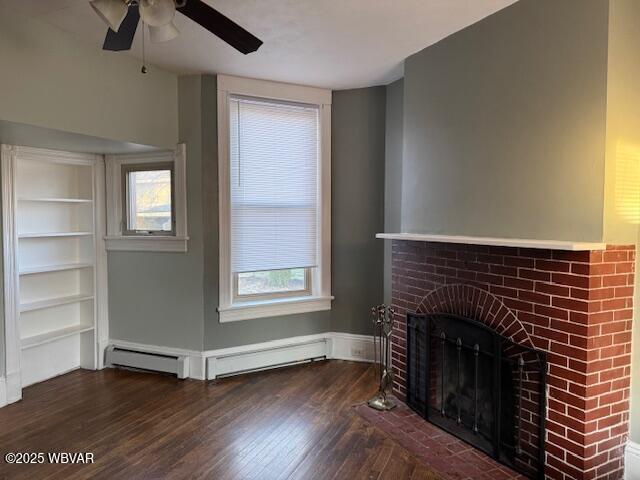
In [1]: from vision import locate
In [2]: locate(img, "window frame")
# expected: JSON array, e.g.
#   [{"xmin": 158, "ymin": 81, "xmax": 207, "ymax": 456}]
[
  {"xmin": 217, "ymin": 75, "xmax": 333, "ymax": 323},
  {"xmin": 121, "ymin": 161, "xmax": 176, "ymax": 237},
  {"xmin": 105, "ymin": 145, "xmax": 188, "ymax": 252}
]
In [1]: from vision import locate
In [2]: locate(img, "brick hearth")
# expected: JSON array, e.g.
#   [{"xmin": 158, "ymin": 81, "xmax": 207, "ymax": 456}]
[
  {"xmin": 390, "ymin": 240, "xmax": 635, "ymax": 480},
  {"xmin": 355, "ymin": 401, "xmax": 527, "ymax": 480}
]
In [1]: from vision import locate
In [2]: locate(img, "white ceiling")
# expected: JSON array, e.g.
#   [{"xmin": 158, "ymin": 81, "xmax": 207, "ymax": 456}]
[{"xmin": 1, "ymin": 0, "xmax": 517, "ymax": 89}]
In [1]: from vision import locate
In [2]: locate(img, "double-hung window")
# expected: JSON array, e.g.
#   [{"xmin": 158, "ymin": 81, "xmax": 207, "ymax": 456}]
[{"xmin": 217, "ymin": 75, "xmax": 332, "ymax": 322}]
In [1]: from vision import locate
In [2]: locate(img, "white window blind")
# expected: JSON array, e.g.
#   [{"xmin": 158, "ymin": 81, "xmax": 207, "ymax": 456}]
[{"xmin": 229, "ymin": 95, "xmax": 319, "ymax": 273}]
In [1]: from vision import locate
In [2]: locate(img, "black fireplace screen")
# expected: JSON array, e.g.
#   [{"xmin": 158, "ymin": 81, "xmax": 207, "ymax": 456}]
[{"xmin": 407, "ymin": 313, "xmax": 546, "ymax": 479}]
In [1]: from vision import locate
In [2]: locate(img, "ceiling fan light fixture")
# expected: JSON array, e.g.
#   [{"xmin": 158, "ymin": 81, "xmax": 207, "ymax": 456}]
[
  {"xmin": 139, "ymin": 0, "xmax": 176, "ymax": 27},
  {"xmin": 90, "ymin": 0, "xmax": 128, "ymax": 32},
  {"xmin": 148, "ymin": 21, "xmax": 180, "ymax": 43},
  {"xmin": 102, "ymin": 0, "xmax": 263, "ymax": 55}
]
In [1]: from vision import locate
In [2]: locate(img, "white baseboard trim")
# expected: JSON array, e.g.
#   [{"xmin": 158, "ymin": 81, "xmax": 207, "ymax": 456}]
[
  {"xmin": 626, "ymin": 441, "xmax": 640, "ymax": 479},
  {"xmin": 0, "ymin": 372, "xmax": 21, "ymax": 408},
  {"xmin": 97, "ymin": 339, "xmax": 110, "ymax": 370},
  {"xmin": 329, "ymin": 332, "xmax": 376, "ymax": 363},
  {"xmin": 109, "ymin": 331, "xmax": 375, "ymax": 381},
  {"xmin": 188, "ymin": 355, "xmax": 206, "ymax": 381},
  {"xmin": 0, "ymin": 377, "xmax": 6, "ymax": 408},
  {"xmin": 6, "ymin": 370, "xmax": 21, "ymax": 404}
]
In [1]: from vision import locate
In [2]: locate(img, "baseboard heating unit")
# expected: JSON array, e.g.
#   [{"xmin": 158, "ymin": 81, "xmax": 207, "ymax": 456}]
[
  {"xmin": 207, "ymin": 338, "xmax": 328, "ymax": 379},
  {"xmin": 106, "ymin": 345, "xmax": 188, "ymax": 379}
]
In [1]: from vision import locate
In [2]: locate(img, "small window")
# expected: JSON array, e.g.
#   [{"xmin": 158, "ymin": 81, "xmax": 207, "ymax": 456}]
[
  {"xmin": 105, "ymin": 145, "xmax": 188, "ymax": 252},
  {"xmin": 122, "ymin": 163, "xmax": 175, "ymax": 236}
]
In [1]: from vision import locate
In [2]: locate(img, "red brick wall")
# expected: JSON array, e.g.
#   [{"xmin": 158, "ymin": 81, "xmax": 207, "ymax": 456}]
[{"xmin": 390, "ymin": 240, "xmax": 635, "ymax": 480}]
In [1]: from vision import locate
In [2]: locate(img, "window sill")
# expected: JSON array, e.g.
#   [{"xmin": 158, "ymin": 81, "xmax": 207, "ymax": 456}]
[
  {"xmin": 104, "ymin": 235, "xmax": 189, "ymax": 253},
  {"xmin": 218, "ymin": 295, "xmax": 333, "ymax": 323}
]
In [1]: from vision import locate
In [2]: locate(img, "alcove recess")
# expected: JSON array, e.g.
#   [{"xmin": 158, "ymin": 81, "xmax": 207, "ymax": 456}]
[{"xmin": 5, "ymin": 146, "xmax": 105, "ymax": 387}]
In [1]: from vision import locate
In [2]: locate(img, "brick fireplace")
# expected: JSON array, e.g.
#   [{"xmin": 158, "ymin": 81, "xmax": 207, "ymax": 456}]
[{"xmin": 389, "ymin": 240, "xmax": 635, "ymax": 480}]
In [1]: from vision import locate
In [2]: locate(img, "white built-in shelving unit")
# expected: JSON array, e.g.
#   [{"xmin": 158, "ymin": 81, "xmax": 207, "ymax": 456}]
[{"xmin": 2, "ymin": 145, "xmax": 108, "ymax": 393}]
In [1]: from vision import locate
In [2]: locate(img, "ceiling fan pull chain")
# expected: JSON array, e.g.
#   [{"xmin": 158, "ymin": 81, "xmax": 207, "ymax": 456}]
[{"xmin": 141, "ymin": 20, "xmax": 148, "ymax": 74}]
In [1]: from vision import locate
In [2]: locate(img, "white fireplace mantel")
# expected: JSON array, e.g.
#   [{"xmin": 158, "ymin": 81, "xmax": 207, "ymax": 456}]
[{"xmin": 376, "ymin": 233, "xmax": 606, "ymax": 251}]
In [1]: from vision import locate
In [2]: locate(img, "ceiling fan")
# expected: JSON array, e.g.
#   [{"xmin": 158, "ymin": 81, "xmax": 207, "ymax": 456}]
[{"xmin": 90, "ymin": 0, "xmax": 263, "ymax": 54}]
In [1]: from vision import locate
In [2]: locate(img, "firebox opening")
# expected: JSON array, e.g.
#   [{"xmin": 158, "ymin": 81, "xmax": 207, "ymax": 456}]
[{"xmin": 407, "ymin": 313, "xmax": 547, "ymax": 480}]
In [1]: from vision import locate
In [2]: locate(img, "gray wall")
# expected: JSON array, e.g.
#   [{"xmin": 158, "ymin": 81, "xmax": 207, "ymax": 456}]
[
  {"xmin": 603, "ymin": 0, "xmax": 640, "ymax": 245},
  {"xmin": 329, "ymin": 87, "xmax": 386, "ymax": 336},
  {"xmin": 107, "ymin": 76, "xmax": 205, "ymax": 351},
  {"xmin": 0, "ymin": 7, "xmax": 178, "ymax": 149},
  {"xmin": 0, "ymin": 8, "xmax": 177, "ymax": 375},
  {"xmin": 201, "ymin": 76, "xmax": 332, "ymax": 349},
  {"xmin": 606, "ymin": 0, "xmax": 640, "ymax": 443},
  {"xmin": 109, "ymin": 77, "xmax": 386, "ymax": 351},
  {"xmin": 401, "ymin": 0, "xmax": 610, "ymax": 242},
  {"xmin": 203, "ymin": 84, "xmax": 386, "ymax": 347},
  {"xmin": 384, "ymin": 79, "xmax": 404, "ymax": 304}
]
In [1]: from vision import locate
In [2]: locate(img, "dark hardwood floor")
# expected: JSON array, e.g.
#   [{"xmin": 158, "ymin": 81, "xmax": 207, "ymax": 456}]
[{"xmin": 0, "ymin": 360, "xmax": 440, "ymax": 480}]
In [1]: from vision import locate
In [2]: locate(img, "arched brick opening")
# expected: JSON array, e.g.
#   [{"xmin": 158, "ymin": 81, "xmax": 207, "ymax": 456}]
[{"xmin": 416, "ymin": 284, "xmax": 535, "ymax": 349}]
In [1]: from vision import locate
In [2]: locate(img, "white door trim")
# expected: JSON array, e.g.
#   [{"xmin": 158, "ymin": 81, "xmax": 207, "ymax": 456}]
[
  {"xmin": 0, "ymin": 146, "xmax": 109, "ymax": 404},
  {"xmin": 1, "ymin": 145, "xmax": 22, "ymax": 404},
  {"xmin": 93, "ymin": 155, "xmax": 109, "ymax": 369}
]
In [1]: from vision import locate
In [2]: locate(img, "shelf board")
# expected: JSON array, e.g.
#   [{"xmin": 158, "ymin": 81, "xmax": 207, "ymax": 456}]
[
  {"xmin": 19, "ymin": 262, "xmax": 94, "ymax": 275},
  {"xmin": 21, "ymin": 325, "xmax": 94, "ymax": 350},
  {"xmin": 18, "ymin": 231, "xmax": 93, "ymax": 239},
  {"xmin": 18, "ymin": 197, "xmax": 93, "ymax": 204},
  {"xmin": 20, "ymin": 294, "xmax": 94, "ymax": 313}
]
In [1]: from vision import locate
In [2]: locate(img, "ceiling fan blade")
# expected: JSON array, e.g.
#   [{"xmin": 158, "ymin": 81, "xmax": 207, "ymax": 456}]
[
  {"xmin": 177, "ymin": 0, "xmax": 262, "ymax": 54},
  {"xmin": 103, "ymin": 5, "xmax": 140, "ymax": 51}
]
